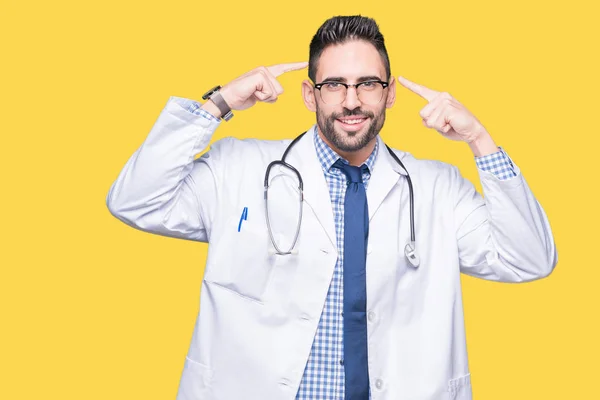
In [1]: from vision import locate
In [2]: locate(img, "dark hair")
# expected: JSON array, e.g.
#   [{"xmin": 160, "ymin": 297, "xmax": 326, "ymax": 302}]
[{"xmin": 308, "ymin": 15, "xmax": 391, "ymax": 83}]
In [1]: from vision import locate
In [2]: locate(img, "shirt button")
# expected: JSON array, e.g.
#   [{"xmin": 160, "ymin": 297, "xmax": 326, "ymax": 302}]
[
  {"xmin": 375, "ymin": 379, "xmax": 383, "ymax": 389},
  {"xmin": 368, "ymin": 311, "xmax": 376, "ymax": 322},
  {"xmin": 339, "ymin": 359, "xmax": 344, "ymax": 366}
]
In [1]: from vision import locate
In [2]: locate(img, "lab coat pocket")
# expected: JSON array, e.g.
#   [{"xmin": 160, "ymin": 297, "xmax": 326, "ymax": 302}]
[
  {"xmin": 448, "ymin": 373, "xmax": 472, "ymax": 400},
  {"xmin": 177, "ymin": 357, "xmax": 213, "ymax": 400},
  {"xmin": 205, "ymin": 215, "xmax": 276, "ymax": 304}
]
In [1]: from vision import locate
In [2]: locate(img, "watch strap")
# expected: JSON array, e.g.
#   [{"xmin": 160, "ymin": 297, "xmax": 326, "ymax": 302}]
[{"xmin": 209, "ymin": 91, "xmax": 233, "ymax": 121}]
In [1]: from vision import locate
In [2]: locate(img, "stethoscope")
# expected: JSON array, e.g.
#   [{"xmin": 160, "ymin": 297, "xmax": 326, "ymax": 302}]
[{"xmin": 263, "ymin": 131, "xmax": 420, "ymax": 268}]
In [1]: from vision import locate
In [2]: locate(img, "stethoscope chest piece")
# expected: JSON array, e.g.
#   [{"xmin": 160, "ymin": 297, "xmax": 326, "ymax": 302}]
[{"xmin": 404, "ymin": 241, "xmax": 420, "ymax": 268}]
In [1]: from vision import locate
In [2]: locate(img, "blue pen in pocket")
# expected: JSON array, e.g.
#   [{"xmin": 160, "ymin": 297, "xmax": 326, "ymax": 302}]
[{"xmin": 238, "ymin": 207, "xmax": 248, "ymax": 232}]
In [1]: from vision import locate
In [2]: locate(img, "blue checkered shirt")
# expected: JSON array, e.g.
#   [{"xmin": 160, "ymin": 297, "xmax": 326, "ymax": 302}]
[{"xmin": 176, "ymin": 97, "xmax": 516, "ymax": 398}]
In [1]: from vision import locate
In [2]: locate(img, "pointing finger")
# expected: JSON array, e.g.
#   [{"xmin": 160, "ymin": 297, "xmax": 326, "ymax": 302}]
[
  {"xmin": 398, "ymin": 76, "xmax": 439, "ymax": 102},
  {"xmin": 267, "ymin": 62, "xmax": 309, "ymax": 77},
  {"xmin": 261, "ymin": 67, "xmax": 285, "ymax": 96}
]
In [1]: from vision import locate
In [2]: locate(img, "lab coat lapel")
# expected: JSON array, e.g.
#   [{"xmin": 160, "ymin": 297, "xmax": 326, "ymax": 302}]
[
  {"xmin": 283, "ymin": 129, "xmax": 337, "ymax": 248},
  {"xmin": 366, "ymin": 135, "xmax": 407, "ymax": 221}
]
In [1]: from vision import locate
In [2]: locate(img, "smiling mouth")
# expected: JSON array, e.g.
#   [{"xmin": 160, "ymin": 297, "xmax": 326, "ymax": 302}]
[
  {"xmin": 337, "ymin": 117, "xmax": 368, "ymax": 125},
  {"xmin": 336, "ymin": 117, "xmax": 369, "ymax": 131}
]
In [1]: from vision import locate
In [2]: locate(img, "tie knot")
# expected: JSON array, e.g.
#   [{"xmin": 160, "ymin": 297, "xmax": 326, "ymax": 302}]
[{"xmin": 333, "ymin": 159, "xmax": 368, "ymax": 184}]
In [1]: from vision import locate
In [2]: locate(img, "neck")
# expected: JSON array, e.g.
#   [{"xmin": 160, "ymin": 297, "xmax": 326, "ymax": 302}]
[{"xmin": 316, "ymin": 128, "xmax": 377, "ymax": 167}]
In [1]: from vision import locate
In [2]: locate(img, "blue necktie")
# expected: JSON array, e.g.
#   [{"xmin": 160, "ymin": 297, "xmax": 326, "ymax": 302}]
[{"xmin": 333, "ymin": 159, "xmax": 370, "ymax": 400}]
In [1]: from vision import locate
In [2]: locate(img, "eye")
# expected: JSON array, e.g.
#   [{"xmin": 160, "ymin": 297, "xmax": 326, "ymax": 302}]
[
  {"xmin": 324, "ymin": 82, "xmax": 343, "ymax": 91},
  {"xmin": 361, "ymin": 81, "xmax": 380, "ymax": 90}
]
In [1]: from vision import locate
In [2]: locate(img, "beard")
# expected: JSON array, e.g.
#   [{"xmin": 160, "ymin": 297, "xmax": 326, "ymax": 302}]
[{"xmin": 316, "ymin": 103, "xmax": 386, "ymax": 152}]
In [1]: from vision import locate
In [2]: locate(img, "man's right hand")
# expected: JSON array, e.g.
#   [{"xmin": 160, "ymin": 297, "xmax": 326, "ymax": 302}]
[{"xmin": 201, "ymin": 62, "xmax": 308, "ymax": 118}]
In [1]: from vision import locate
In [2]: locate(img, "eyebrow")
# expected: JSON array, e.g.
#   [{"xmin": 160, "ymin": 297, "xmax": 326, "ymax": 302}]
[{"xmin": 321, "ymin": 75, "xmax": 383, "ymax": 83}]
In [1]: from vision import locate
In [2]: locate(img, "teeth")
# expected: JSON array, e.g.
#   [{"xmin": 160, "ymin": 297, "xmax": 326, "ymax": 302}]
[{"xmin": 340, "ymin": 118, "xmax": 365, "ymax": 125}]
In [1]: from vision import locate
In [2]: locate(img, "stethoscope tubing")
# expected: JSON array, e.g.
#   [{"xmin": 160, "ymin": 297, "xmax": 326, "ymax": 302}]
[{"xmin": 263, "ymin": 131, "xmax": 418, "ymax": 267}]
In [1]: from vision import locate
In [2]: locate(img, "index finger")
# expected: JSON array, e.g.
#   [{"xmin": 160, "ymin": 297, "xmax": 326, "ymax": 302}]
[
  {"xmin": 267, "ymin": 62, "xmax": 308, "ymax": 77},
  {"xmin": 398, "ymin": 76, "xmax": 439, "ymax": 102}
]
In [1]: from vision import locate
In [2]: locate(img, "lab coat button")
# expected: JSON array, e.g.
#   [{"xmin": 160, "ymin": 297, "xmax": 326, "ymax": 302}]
[
  {"xmin": 375, "ymin": 379, "xmax": 383, "ymax": 389},
  {"xmin": 300, "ymin": 313, "xmax": 310, "ymax": 321},
  {"xmin": 279, "ymin": 377, "xmax": 292, "ymax": 386},
  {"xmin": 368, "ymin": 311, "xmax": 376, "ymax": 322}
]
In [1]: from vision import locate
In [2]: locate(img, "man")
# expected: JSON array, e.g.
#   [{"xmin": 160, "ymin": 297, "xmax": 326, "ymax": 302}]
[{"xmin": 106, "ymin": 15, "xmax": 557, "ymax": 400}]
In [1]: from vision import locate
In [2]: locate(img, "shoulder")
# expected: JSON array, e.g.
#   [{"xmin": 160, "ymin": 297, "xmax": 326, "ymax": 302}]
[
  {"xmin": 386, "ymin": 147, "xmax": 458, "ymax": 179},
  {"xmin": 384, "ymin": 146, "xmax": 468, "ymax": 201},
  {"xmin": 204, "ymin": 136, "xmax": 289, "ymax": 164}
]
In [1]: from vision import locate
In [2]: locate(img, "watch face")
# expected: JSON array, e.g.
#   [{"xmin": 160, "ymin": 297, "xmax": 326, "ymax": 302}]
[{"xmin": 202, "ymin": 85, "xmax": 221, "ymax": 100}]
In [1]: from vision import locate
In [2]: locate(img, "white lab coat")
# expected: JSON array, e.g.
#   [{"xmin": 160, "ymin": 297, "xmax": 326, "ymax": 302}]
[{"xmin": 106, "ymin": 97, "xmax": 558, "ymax": 400}]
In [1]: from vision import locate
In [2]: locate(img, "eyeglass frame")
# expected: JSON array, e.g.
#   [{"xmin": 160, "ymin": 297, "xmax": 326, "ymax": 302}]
[{"xmin": 312, "ymin": 78, "xmax": 391, "ymax": 105}]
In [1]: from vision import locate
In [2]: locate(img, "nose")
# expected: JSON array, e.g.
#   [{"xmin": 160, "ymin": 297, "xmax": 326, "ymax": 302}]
[{"xmin": 342, "ymin": 86, "xmax": 362, "ymax": 111}]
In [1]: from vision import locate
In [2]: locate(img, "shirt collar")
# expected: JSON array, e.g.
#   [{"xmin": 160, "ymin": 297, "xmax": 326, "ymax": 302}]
[{"xmin": 312, "ymin": 125, "xmax": 379, "ymax": 173}]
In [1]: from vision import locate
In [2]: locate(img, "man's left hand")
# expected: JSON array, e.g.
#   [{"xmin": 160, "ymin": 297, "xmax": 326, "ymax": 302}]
[{"xmin": 398, "ymin": 76, "xmax": 488, "ymax": 144}]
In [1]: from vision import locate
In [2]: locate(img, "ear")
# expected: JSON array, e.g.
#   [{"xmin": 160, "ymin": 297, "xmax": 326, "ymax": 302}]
[
  {"xmin": 385, "ymin": 76, "xmax": 397, "ymax": 109},
  {"xmin": 302, "ymin": 79, "xmax": 317, "ymax": 112}
]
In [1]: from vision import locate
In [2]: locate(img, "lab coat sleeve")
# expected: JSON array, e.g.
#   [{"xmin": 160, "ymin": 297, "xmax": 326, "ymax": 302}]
[
  {"xmin": 452, "ymin": 154, "xmax": 558, "ymax": 282},
  {"xmin": 106, "ymin": 96, "xmax": 224, "ymax": 242}
]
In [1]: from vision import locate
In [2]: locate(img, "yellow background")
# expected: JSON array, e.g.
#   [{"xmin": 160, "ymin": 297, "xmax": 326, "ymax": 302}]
[{"xmin": 2, "ymin": 0, "xmax": 598, "ymax": 398}]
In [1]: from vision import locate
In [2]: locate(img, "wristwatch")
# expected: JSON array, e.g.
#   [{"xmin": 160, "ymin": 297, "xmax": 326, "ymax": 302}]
[{"xmin": 202, "ymin": 85, "xmax": 233, "ymax": 121}]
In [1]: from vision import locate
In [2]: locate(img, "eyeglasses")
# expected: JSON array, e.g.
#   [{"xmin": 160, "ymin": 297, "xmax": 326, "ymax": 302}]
[{"xmin": 313, "ymin": 79, "xmax": 389, "ymax": 105}]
